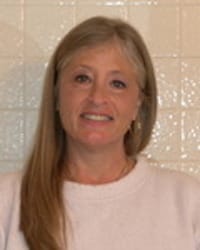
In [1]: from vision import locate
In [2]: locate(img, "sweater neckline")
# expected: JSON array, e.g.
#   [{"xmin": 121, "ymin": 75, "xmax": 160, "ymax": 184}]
[{"xmin": 63, "ymin": 155, "xmax": 150, "ymax": 201}]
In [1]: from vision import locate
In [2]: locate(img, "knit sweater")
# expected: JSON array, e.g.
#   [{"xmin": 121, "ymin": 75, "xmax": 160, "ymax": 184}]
[{"xmin": 0, "ymin": 157, "xmax": 200, "ymax": 250}]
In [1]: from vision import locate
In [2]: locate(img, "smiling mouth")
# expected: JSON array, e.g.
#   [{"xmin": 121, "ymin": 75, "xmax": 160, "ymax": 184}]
[{"xmin": 80, "ymin": 113, "xmax": 113, "ymax": 121}]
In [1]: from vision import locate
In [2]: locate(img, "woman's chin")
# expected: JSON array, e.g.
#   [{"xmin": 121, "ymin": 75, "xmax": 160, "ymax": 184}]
[
  {"xmin": 78, "ymin": 132, "xmax": 118, "ymax": 148},
  {"xmin": 67, "ymin": 128, "xmax": 125, "ymax": 149},
  {"xmin": 83, "ymin": 133, "xmax": 110, "ymax": 145}
]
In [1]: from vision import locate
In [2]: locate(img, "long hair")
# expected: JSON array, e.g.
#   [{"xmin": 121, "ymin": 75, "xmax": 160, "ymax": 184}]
[{"xmin": 20, "ymin": 16, "xmax": 157, "ymax": 249}]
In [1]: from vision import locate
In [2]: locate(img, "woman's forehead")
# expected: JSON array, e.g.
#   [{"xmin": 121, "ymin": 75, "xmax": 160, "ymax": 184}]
[{"xmin": 61, "ymin": 39, "xmax": 137, "ymax": 71}]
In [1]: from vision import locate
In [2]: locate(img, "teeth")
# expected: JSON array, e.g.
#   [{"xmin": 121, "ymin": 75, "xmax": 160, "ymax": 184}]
[{"xmin": 82, "ymin": 114, "xmax": 112, "ymax": 121}]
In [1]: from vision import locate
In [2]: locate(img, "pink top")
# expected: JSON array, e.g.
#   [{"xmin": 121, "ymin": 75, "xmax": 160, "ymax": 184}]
[{"xmin": 0, "ymin": 156, "xmax": 200, "ymax": 250}]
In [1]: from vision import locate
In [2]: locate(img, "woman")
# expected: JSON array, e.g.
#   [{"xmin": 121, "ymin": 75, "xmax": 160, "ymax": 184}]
[{"xmin": 0, "ymin": 16, "xmax": 199, "ymax": 250}]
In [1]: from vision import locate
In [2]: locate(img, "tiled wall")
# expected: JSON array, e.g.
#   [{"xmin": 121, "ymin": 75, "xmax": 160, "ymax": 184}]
[{"xmin": 0, "ymin": 0, "xmax": 199, "ymax": 179}]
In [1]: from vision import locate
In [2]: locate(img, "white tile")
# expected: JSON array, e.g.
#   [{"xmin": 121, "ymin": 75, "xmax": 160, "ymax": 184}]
[
  {"xmin": 0, "ymin": 161, "xmax": 23, "ymax": 173},
  {"xmin": 147, "ymin": 159, "xmax": 180, "ymax": 171},
  {"xmin": 0, "ymin": 59, "xmax": 24, "ymax": 108},
  {"xmin": 0, "ymin": 0, "xmax": 22, "ymax": 4},
  {"xmin": 25, "ymin": 58, "xmax": 47, "ymax": 108},
  {"xmin": 127, "ymin": 0, "xmax": 179, "ymax": 4},
  {"xmin": 0, "ymin": 111, "xmax": 24, "ymax": 160},
  {"xmin": 76, "ymin": 0, "xmax": 127, "ymax": 5},
  {"xmin": 181, "ymin": 111, "xmax": 200, "ymax": 161},
  {"xmin": 129, "ymin": 5, "xmax": 180, "ymax": 56},
  {"xmin": 181, "ymin": 0, "xmax": 200, "ymax": 4},
  {"xmin": 0, "ymin": 6, "xmax": 23, "ymax": 57},
  {"xmin": 181, "ymin": 59, "xmax": 200, "ymax": 108},
  {"xmin": 181, "ymin": 6, "xmax": 200, "ymax": 56},
  {"xmin": 75, "ymin": 3, "xmax": 127, "ymax": 23},
  {"xmin": 181, "ymin": 162, "xmax": 200, "ymax": 179},
  {"xmin": 25, "ymin": 0, "xmax": 75, "ymax": 4},
  {"xmin": 145, "ymin": 109, "xmax": 181, "ymax": 161},
  {"xmin": 25, "ymin": 5, "xmax": 75, "ymax": 57},
  {"xmin": 154, "ymin": 58, "xmax": 180, "ymax": 108}
]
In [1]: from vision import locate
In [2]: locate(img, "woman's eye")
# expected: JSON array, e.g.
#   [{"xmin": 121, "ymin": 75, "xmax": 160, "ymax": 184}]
[
  {"xmin": 111, "ymin": 80, "xmax": 127, "ymax": 89},
  {"xmin": 75, "ymin": 74, "xmax": 90, "ymax": 83}
]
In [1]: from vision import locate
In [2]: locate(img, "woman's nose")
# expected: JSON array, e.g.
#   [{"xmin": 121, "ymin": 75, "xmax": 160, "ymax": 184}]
[{"xmin": 87, "ymin": 83, "xmax": 108, "ymax": 105}]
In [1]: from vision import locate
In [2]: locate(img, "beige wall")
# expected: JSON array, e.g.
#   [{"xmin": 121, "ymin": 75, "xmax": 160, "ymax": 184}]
[{"xmin": 0, "ymin": 0, "xmax": 199, "ymax": 179}]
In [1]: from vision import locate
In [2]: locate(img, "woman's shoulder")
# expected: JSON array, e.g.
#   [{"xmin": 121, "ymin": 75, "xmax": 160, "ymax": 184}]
[
  {"xmin": 0, "ymin": 170, "xmax": 23, "ymax": 199},
  {"xmin": 0, "ymin": 170, "xmax": 22, "ymax": 186},
  {"xmin": 148, "ymin": 161, "xmax": 200, "ymax": 198},
  {"xmin": 151, "ymin": 163, "xmax": 199, "ymax": 183},
  {"xmin": 138, "ymin": 156, "xmax": 200, "ymax": 187},
  {"xmin": 0, "ymin": 170, "xmax": 23, "ymax": 245}
]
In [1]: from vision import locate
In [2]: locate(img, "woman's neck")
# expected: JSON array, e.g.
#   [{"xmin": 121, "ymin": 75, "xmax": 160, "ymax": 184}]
[{"xmin": 64, "ymin": 143, "xmax": 134, "ymax": 184}]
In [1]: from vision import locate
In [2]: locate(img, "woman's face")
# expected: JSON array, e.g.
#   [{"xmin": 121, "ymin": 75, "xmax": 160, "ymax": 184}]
[{"xmin": 58, "ymin": 41, "xmax": 141, "ymax": 151}]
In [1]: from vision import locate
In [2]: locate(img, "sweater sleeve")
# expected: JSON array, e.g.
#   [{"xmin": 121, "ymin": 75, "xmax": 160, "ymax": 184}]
[
  {"xmin": 192, "ymin": 179, "xmax": 200, "ymax": 250},
  {"xmin": 195, "ymin": 199, "xmax": 200, "ymax": 250},
  {"xmin": 0, "ymin": 171, "xmax": 22, "ymax": 249},
  {"xmin": 0, "ymin": 226, "xmax": 5, "ymax": 250},
  {"xmin": 0, "ymin": 173, "xmax": 9, "ymax": 250}
]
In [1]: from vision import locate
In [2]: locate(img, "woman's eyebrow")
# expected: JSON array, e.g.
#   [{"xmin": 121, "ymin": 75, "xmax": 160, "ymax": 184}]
[
  {"xmin": 74, "ymin": 64, "xmax": 93, "ymax": 70},
  {"xmin": 69, "ymin": 64, "xmax": 132, "ymax": 78}
]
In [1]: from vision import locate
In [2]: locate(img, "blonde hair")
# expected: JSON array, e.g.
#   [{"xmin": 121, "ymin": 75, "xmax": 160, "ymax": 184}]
[{"xmin": 20, "ymin": 16, "xmax": 157, "ymax": 249}]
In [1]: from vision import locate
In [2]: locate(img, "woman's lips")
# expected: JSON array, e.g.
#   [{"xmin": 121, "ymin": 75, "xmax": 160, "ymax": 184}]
[{"xmin": 80, "ymin": 113, "xmax": 114, "ymax": 121}]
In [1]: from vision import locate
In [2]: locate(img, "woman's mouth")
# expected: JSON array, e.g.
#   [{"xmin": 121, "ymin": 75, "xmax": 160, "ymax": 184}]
[{"xmin": 80, "ymin": 113, "xmax": 113, "ymax": 121}]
